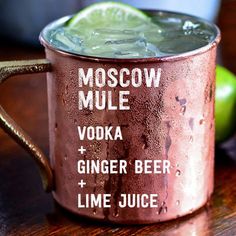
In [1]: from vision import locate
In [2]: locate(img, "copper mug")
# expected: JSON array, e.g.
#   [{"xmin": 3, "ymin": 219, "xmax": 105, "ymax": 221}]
[{"xmin": 0, "ymin": 11, "xmax": 220, "ymax": 224}]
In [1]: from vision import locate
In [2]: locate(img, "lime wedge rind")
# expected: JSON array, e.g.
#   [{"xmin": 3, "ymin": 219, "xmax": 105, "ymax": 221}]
[{"xmin": 68, "ymin": 2, "xmax": 149, "ymax": 28}]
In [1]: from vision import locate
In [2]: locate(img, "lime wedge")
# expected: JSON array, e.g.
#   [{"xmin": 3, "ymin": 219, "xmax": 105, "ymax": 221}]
[{"xmin": 67, "ymin": 2, "xmax": 150, "ymax": 29}]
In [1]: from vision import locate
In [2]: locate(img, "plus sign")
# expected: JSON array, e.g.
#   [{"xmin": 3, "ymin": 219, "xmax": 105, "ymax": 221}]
[
  {"xmin": 78, "ymin": 179, "xmax": 86, "ymax": 188},
  {"xmin": 78, "ymin": 146, "xmax": 86, "ymax": 154}
]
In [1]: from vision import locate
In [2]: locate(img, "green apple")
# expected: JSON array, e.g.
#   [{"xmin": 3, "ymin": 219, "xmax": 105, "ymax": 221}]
[{"xmin": 215, "ymin": 65, "xmax": 236, "ymax": 143}]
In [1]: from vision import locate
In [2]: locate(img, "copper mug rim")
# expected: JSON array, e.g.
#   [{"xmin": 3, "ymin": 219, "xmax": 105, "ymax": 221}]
[{"xmin": 39, "ymin": 9, "xmax": 221, "ymax": 63}]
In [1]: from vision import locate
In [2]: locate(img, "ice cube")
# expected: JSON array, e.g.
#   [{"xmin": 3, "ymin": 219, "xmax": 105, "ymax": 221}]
[
  {"xmin": 105, "ymin": 37, "xmax": 141, "ymax": 45},
  {"xmin": 50, "ymin": 28, "xmax": 83, "ymax": 53},
  {"xmin": 182, "ymin": 20, "xmax": 200, "ymax": 30}
]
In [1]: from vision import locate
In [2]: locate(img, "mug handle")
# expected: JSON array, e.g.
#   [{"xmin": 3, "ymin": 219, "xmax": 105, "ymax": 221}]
[{"xmin": 0, "ymin": 59, "xmax": 53, "ymax": 192}]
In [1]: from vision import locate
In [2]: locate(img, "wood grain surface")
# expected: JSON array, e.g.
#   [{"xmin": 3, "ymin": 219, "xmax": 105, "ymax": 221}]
[{"xmin": 0, "ymin": 1, "xmax": 236, "ymax": 235}]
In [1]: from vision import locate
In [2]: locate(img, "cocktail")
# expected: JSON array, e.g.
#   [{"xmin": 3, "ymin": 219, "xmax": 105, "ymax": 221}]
[{"xmin": 0, "ymin": 2, "xmax": 220, "ymax": 224}]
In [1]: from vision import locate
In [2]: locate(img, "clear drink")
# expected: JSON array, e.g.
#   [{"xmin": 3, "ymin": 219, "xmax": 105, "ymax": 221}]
[{"xmin": 45, "ymin": 12, "xmax": 216, "ymax": 58}]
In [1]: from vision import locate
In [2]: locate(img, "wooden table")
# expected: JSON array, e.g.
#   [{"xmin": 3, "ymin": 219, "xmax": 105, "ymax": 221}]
[{"xmin": 0, "ymin": 3, "xmax": 236, "ymax": 235}]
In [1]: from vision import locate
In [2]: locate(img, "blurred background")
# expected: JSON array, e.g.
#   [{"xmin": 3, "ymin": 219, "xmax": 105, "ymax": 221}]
[{"xmin": 0, "ymin": 0, "xmax": 222, "ymax": 45}]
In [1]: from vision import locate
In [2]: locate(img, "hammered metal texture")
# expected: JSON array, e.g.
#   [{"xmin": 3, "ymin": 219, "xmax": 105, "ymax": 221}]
[
  {"xmin": 0, "ymin": 59, "xmax": 53, "ymax": 192},
  {"xmin": 44, "ymin": 44, "xmax": 219, "ymax": 224}
]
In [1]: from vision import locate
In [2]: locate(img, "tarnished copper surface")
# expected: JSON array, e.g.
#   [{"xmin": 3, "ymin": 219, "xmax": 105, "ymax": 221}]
[
  {"xmin": 0, "ymin": 59, "xmax": 53, "ymax": 192},
  {"xmin": 42, "ymin": 39, "xmax": 219, "ymax": 224}
]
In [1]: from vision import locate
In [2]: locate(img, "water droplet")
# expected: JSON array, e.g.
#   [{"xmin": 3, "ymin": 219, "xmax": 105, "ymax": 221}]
[
  {"xmin": 55, "ymin": 123, "xmax": 58, "ymax": 131},
  {"xmin": 176, "ymin": 169, "xmax": 181, "ymax": 176},
  {"xmin": 163, "ymin": 206, "xmax": 168, "ymax": 213},
  {"xmin": 141, "ymin": 134, "xmax": 148, "ymax": 149},
  {"xmin": 199, "ymin": 118, "xmax": 205, "ymax": 125},
  {"xmin": 189, "ymin": 136, "xmax": 193, "ymax": 143},
  {"xmin": 175, "ymin": 96, "xmax": 187, "ymax": 106},
  {"xmin": 93, "ymin": 209, "xmax": 97, "ymax": 215},
  {"xmin": 128, "ymin": 158, "xmax": 136, "ymax": 165},
  {"xmin": 62, "ymin": 98, "xmax": 66, "ymax": 105},
  {"xmin": 113, "ymin": 212, "xmax": 119, "ymax": 217},
  {"xmin": 180, "ymin": 106, "xmax": 186, "ymax": 115},
  {"xmin": 158, "ymin": 206, "xmax": 168, "ymax": 214},
  {"xmin": 158, "ymin": 202, "xmax": 168, "ymax": 214},
  {"xmin": 65, "ymin": 85, "xmax": 69, "ymax": 95},
  {"xmin": 189, "ymin": 117, "xmax": 194, "ymax": 131},
  {"xmin": 74, "ymin": 119, "xmax": 77, "ymax": 124},
  {"xmin": 64, "ymin": 155, "xmax": 68, "ymax": 161},
  {"xmin": 176, "ymin": 200, "xmax": 180, "ymax": 206}
]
